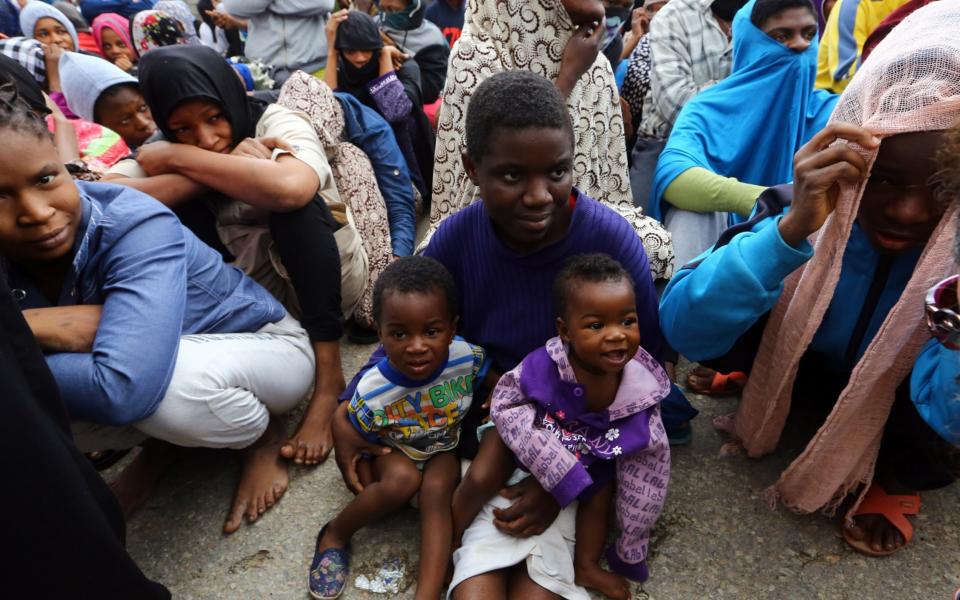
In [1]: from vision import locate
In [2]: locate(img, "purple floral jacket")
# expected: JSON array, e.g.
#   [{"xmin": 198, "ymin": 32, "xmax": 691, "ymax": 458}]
[{"xmin": 490, "ymin": 336, "xmax": 672, "ymax": 581}]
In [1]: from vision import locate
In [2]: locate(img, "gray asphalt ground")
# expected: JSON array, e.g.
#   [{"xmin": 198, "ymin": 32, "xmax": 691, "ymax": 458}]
[{"xmin": 119, "ymin": 351, "xmax": 960, "ymax": 599}]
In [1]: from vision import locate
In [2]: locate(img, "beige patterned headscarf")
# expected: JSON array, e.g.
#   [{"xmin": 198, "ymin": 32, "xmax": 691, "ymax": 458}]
[
  {"xmin": 428, "ymin": 0, "xmax": 675, "ymax": 279},
  {"xmin": 715, "ymin": 0, "xmax": 960, "ymax": 519}
]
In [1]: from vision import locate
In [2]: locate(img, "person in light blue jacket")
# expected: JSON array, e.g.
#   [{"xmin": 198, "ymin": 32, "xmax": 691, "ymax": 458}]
[
  {"xmin": 0, "ymin": 84, "xmax": 316, "ymax": 535},
  {"xmin": 660, "ymin": 117, "xmax": 960, "ymax": 558}
]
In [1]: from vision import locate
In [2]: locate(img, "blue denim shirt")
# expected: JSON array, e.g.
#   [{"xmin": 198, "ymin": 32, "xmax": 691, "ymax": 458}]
[{"xmin": 7, "ymin": 182, "xmax": 286, "ymax": 425}]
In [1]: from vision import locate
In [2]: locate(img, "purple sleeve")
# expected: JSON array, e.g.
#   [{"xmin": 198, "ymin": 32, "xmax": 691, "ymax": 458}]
[
  {"xmin": 367, "ymin": 71, "xmax": 413, "ymax": 124},
  {"xmin": 49, "ymin": 92, "xmax": 78, "ymax": 120},
  {"xmin": 490, "ymin": 365, "xmax": 592, "ymax": 507}
]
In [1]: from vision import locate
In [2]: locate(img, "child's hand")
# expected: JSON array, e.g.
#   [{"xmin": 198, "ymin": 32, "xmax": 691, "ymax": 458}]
[{"xmin": 332, "ymin": 403, "xmax": 390, "ymax": 494}]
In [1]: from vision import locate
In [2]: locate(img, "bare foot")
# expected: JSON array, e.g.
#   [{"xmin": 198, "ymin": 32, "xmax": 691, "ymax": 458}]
[
  {"xmin": 844, "ymin": 514, "xmax": 906, "ymax": 554},
  {"xmin": 575, "ymin": 562, "xmax": 631, "ymax": 600},
  {"xmin": 108, "ymin": 441, "xmax": 178, "ymax": 518},
  {"xmin": 224, "ymin": 418, "xmax": 290, "ymax": 534},
  {"xmin": 280, "ymin": 390, "xmax": 335, "ymax": 466}
]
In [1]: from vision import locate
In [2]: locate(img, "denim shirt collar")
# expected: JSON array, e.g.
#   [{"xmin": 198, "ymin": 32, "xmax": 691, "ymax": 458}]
[
  {"xmin": 6, "ymin": 192, "xmax": 95, "ymax": 309},
  {"xmin": 57, "ymin": 192, "xmax": 97, "ymax": 306}
]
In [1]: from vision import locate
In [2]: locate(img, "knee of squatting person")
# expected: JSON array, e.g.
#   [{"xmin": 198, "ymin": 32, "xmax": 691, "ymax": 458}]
[
  {"xmin": 0, "ymin": 83, "xmax": 316, "ymax": 533},
  {"xmin": 103, "ymin": 44, "xmax": 369, "ymax": 472}
]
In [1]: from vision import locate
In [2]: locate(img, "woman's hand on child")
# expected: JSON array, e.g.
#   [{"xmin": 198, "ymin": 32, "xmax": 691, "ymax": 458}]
[
  {"xmin": 492, "ymin": 477, "xmax": 561, "ymax": 537},
  {"xmin": 332, "ymin": 402, "xmax": 391, "ymax": 494},
  {"xmin": 779, "ymin": 122, "xmax": 880, "ymax": 247}
]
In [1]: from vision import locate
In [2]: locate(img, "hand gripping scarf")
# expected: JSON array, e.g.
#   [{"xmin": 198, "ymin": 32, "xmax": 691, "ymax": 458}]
[
  {"xmin": 714, "ymin": 0, "xmax": 960, "ymax": 520},
  {"xmin": 428, "ymin": 0, "xmax": 675, "ymax": 279}
]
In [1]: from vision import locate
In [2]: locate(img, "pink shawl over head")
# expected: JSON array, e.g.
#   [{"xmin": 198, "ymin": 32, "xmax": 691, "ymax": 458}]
[
  {"xmin": 91, "ymin": 13, "xmax": 136, "ymax": 58},
  {"xmin": 714, "ymin": 0, "xmax": 960, "ymax": 520}
]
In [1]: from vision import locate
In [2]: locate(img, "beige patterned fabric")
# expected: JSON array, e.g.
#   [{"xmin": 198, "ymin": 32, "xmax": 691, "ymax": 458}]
[
  {"xmin": 278, "ymin": 72, "xmax": 394, "ymax": 328},
  {"xmin": 428, "ymin": 0, "xmax": 674, "ymax": 279},
  {"xmin": 715, "ymin": 1, "xmax": 960, "ymax": 519}
]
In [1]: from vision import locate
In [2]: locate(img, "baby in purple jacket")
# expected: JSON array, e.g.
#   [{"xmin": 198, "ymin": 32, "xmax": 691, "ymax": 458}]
[{"xmin": 490, "ymin": 254, "xmax": 671, "ymax": 599}]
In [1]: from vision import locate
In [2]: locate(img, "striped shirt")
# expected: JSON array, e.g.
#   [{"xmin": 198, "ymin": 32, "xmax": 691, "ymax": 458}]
[
  {"xmin": 638, "ymin": 0, "xmax": 732, "ymax": 139},
  {"xmin": 347, "ymin": 338, "xmax": 489, "ymax": 461}
]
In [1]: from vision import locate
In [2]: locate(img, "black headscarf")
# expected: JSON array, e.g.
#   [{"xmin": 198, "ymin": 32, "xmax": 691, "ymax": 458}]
[
  {"xmin": 138, "ymin": 45, "xmax": 266, "ymax": 146},
  {"xmin": 0, "ymin": 53, "xmax": 48, "ymax": 115},
  {"xmin": 335, "ymin": 11, "xmax": 383, "ymax": 103},
  {"xmin": 711, "ymin": 0, "xmax": 750, "ymax": 21}
]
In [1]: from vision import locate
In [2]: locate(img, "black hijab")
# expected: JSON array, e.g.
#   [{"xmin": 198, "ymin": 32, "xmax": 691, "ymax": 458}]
[
  {"xmin": 0, "ymin": 53, "xmax": 47, "ymax": 115},
  {"xmin": 335, "ymin": 11, "xmax": 383, "ymax": 103},
  {"xmin": 138, "ymin": 44, "xmax": 266, "ymax": 147}
]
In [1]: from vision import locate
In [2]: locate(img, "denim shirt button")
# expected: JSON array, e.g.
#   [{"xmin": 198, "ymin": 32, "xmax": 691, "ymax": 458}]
[{"xmin": 573, "ymin": 387, "xmax": 584, "ymax": 397}]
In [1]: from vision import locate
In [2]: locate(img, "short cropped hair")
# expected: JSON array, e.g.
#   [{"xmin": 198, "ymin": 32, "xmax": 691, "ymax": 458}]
[
  {"xmin": 372, "ymin": 256, "xmax": 459, "ymax": 323},
  {"xmin": 93, "ymin": 82, "xmax": 141, "ymax": 122},
  {"xmin": 465, "ymin": 70, "xmax": 574, "ymax": 163},
  {"xmin": 750, "ymin": 0, "xmax": 816, "ymax": 28},
  {"xmin": 0, "ymin": 80, "xmax": 51, "ymax": 140},
  {"xmin": 552, "ymin": 253, "xmax": 634, "ymax": 319}
]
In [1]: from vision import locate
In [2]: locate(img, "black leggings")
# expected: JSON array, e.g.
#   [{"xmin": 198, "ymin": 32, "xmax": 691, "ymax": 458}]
[
  {"xmin": 177, "ymin": 195, "xmax": 345, "ymax": 342},
  {"xmin": 268, "ymin": 196, "xmax": 344, "ymax": 342}
]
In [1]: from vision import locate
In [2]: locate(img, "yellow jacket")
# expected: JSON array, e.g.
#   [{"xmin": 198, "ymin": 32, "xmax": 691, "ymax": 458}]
[{"xmin": 816, "ymin": 0, "xmax": 908, "ymax": 92}]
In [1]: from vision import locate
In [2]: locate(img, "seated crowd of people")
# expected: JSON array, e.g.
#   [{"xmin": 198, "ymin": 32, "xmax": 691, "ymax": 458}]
[{"xmin": 1, "ymin": 0, "xmax": 958, "ymax": 598}]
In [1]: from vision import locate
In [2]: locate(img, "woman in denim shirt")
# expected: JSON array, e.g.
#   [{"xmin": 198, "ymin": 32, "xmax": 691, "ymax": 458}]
[{"xmin": 0, "ymin": 85, "xmax": 316, "ymax": 534}]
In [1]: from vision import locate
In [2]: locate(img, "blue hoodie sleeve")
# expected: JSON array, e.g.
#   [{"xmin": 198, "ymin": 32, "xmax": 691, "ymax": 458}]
[
  {"xmin": 659, "ymin": 213, "xmax": 812, "ymax": 362},
  {"xmin": 910, "ymin": 339, "xmax": 960, "ymax": 446},
  {"xmin": 46, "ymin": 203, "xmax": 187, "ymax": 425},
  {"xmin": 336, "ymin": 93, "xmax": 416, "ymax": 256}
]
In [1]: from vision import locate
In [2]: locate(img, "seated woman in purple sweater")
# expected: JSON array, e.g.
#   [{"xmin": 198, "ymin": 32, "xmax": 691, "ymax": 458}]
[{"xmin": 333, "ymin": 71, "xmax": 689, "ymax": 599}]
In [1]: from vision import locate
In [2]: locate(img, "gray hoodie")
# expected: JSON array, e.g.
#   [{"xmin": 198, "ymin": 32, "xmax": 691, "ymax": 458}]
[{"xmin": 223, "ymin": 0, "xmax": 333, "ymax": 73}]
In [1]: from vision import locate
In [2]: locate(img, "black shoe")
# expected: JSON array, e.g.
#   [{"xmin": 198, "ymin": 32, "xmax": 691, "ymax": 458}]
[
  {"xmin": 85, "ymin": 449, "xmax": 132, "ymax": 471},
  {"xmin": 346, "ymin": 320, "xmax": 378, "ymax": 345}
]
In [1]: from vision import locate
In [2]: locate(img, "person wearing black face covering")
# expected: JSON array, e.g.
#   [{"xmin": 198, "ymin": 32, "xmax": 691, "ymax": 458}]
[
  {"xmin": 325, "ymin": 9, "xmax": 434, "ymax": 207},
  {"xmin": 377, "ymin": 0, "xmax": 450, "ymax": 105},
  {"xmin": 0, "ymin": 54, "xmax": 79, "ymax": 163},
  {"xmin": 102, "ymin": 45, "xmax": 371, "ymax": 532}
]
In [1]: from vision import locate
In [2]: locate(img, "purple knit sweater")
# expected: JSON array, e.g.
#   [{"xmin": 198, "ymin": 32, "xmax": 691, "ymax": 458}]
[
  {"xmin": 422, "ymin": 189, "xmax": 664, "ymax": 373},
  {"xmin": 341, "ymin": 189, "xmax": 663, "ymax": 399}
]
